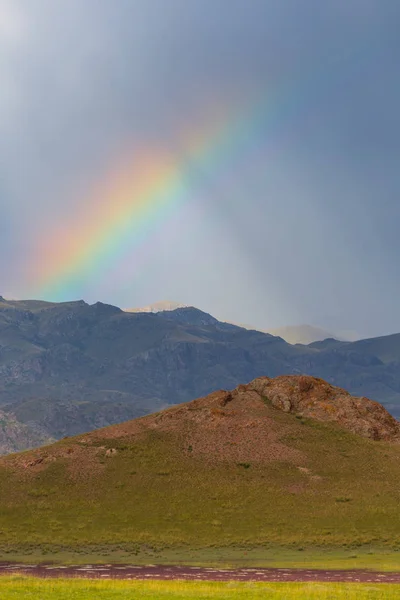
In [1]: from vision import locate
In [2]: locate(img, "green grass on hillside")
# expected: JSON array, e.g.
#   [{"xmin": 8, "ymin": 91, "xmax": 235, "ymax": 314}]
[
  {"xmin": 0, "ymin": 578, "xmax": 399, "ymax": 600},
  {"xmin": 0, "ymin": 405, "xmax": 399, "ymax": 565}
]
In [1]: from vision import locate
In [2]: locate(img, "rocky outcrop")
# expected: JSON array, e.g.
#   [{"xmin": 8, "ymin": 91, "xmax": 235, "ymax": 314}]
[{"xmin": 249, "ymin": 375, "xmax": 400, "ymax": 441}]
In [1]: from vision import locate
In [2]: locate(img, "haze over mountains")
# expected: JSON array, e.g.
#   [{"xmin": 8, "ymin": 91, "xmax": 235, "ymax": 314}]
[
  {"xmin": 0, "ymin": 296, "xmax": 400, "ymax": 454},
  {"xmin": 126, "ymin": 301, "xmax": 360, "ymax": 344}
]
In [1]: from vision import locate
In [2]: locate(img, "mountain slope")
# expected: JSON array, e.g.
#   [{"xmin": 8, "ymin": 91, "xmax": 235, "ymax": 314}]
[
  {"xmin": 267, "ymin": 325, "xmax": 360, "ymax": 344},
  {"xmin": 125, "ymin": 301, "xmax": 358, "ymax": 344},
  {"xmin": 0, "ymin": 376, "xmax": 399, "ymax": 555},
  {"xmin": 0, "ymin": 409, "xmax": 54, "ymax": 455},
  {"xmin": 1, "ymin": 298, "xmax": 400, "ymax": 452},
  {"xmin": 237, "ymin": 323, "xmax": 342, "ymax": 344},
  {"xmin": 267, "ymin": 325, "xmax": 342, "ymax": 345},
  {"xmin": 334, "ymin": 333, "xmax": 400, "ymax": 364}
]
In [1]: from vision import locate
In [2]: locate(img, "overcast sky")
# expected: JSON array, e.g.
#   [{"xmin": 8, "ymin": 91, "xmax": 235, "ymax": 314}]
[{"xmin": 1, "ymin": 0, "xmax": 400, "ymax": 337}]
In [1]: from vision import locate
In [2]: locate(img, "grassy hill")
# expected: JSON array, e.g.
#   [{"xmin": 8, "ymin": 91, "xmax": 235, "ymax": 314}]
[{"xmin": 0, "ymin": 376, "xmax": 399, "ymax": 564}]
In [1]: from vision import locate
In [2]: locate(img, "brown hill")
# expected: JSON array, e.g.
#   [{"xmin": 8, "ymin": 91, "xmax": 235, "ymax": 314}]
[
  {"xmin": 84, "ymin": 374, "xmax": 400, "ymax": 451},
  {"xmin": 9, "ymin": 375, "xmax": 399, "ymax": 474}
]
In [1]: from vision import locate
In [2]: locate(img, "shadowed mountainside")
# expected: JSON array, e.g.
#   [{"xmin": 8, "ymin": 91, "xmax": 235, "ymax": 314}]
[
  {"xmin": 266, "ymin": 325, "xmax": 346, "ymax": 345},
  {"xmin": 0, "ymin": 297, "xmax": 400, "ymax": 453},
  {"xmin": 0, "ymin": 375, "xmax": 399, "ymax": 555},
  {"xmin": 0, "ymin": 409, "xmax": 54, "ymax": 455}
]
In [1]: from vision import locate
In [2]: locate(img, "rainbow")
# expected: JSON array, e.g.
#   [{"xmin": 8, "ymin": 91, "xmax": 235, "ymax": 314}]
[
  {"xmin": 29, "ymin": 98, "xmax": 275, "ymax": 301},
  {"xmin": 28, "ymin": 43, "xmax": 361, "ymax": 302}
]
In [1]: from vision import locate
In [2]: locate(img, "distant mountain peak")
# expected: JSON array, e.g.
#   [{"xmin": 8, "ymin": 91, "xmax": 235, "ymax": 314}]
[
  {"xmin": 157, "ymin": 306, "xmax": 221, "ymax": 327},
  {"xmin": 91, "ymin": 301, "xmax": 122, "ymax": 314},
  {"xmin": 125, "ymin": 300, "xmax": 188, "ymax": 313}
]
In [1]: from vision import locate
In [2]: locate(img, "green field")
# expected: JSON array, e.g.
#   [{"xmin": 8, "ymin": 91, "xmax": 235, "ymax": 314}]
[{"xmin": 0, "ymin": 578, "xmax": 399, "ymax": 600}]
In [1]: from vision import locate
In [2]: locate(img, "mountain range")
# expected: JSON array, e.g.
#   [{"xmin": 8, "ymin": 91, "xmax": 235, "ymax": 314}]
[
  {"xmin": 1, "ymin": 296, "xmax": 400, "ymax": 454},
  {"xmin": 125, "ymin": 300, "xmax": 359, "ymax": 344}
]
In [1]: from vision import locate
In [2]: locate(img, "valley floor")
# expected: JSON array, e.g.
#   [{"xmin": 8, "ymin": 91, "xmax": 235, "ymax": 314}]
[{"xmin": 0, "ymin": 577, "xmax": 399, "ymax": 599}]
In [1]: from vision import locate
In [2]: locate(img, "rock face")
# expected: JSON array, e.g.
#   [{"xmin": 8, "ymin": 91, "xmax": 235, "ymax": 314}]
[{"xmin": 249, "ymin": 375, "xmax": 400, "ymax": 441}]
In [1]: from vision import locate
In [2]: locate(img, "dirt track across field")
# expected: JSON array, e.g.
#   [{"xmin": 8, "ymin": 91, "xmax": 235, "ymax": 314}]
[{"xmin": 1, "ymin": 563, "xmax": 400, "ymax": 583}]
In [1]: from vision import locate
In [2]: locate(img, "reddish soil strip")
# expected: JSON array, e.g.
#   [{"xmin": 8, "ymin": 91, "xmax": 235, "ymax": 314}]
[{"xmin": 1, "ymin": 563, "xmax": 400, "ymax": 583}]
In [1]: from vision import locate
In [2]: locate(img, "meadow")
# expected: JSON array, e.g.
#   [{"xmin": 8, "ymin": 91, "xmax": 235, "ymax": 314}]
[{"xmin": 0, "ymin": 577, "xmax": 399, "ymax": 600}]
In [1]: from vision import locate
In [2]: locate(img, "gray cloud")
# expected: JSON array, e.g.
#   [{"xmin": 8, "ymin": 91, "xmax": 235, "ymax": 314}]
[{"xmin": 1, "ymin": 0, "xmax": 400, "ymax": 336}]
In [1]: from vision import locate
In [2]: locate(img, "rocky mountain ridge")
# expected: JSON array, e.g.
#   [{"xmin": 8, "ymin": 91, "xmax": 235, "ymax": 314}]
[{"xmin": 125, "ymin": 300, "xmax": 359, "ymax": 343}]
